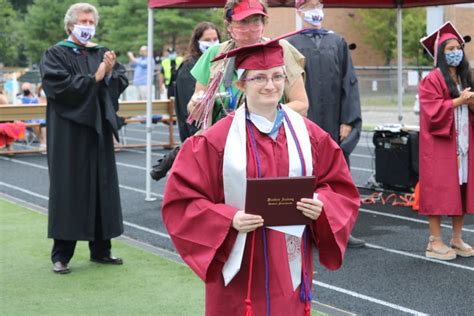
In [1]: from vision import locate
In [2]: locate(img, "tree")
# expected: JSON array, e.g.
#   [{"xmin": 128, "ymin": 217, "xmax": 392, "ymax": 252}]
[
  {"xmin": 0, "ymin": 0, "xmax": 19, "ymax": 66},
  {"xmin": 21, "ymin": 0, "xmax": 91, "ymax": 64},
  {"xmin": 101, "ymin": 0, "xmax": 223, "ymax": 63},
  {"xmin": 355, "ymin": 8, "xmax": 429, "ymax": 66}
]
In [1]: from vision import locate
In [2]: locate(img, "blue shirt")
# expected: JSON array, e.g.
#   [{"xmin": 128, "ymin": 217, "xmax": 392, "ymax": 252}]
[{"xmin": 130, "ymin": 56, "xmax": 153, "ymax": 86}]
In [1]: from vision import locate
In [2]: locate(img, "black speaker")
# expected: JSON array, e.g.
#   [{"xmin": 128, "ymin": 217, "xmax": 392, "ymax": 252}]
[{"xmin": 373, "ymin": 130, "xmax": 418, "ymax": 190}]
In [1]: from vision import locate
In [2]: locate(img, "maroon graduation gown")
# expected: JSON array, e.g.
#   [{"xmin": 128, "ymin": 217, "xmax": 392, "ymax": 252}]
[
  {"xmin": 162, "ymin": 114, "xmax": 360, "ymax": 315},
  {"xmin": 418, "ymin": 68, "xmax": 474, "ymax": 215}
]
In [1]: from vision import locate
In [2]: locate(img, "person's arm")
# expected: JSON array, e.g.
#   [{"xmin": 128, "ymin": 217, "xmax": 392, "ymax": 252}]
[
  {"xmin": 187, "ymin": 81, "xmax": 207, "ymax": 113},
  {"xmin": 285, "ymin": 74, "xmax": 308, "ymax": 116},
  {"xmin": 187, "ymin": 44, "xmax": 220, "ymax": 113},
  {"xmin": 339, "ymin": 38, "xmax": 361, "ymax": 142},
  {"xmin": 127, "ymin": 52, "xmax": 137, "ymax": 64},
  {"xmin": 452, "ymin": 87, "xmax": 474, "ymax": 107}
]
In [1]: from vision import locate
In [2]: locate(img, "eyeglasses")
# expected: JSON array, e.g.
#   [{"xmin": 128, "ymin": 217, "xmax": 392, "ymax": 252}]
[
  {"xmin": 242, "ymin": 73, "xmax": 287, "ymax": 86},
  {"xmin": 231, "ymin": 23, "xmax": 263, "ymax": 34}
]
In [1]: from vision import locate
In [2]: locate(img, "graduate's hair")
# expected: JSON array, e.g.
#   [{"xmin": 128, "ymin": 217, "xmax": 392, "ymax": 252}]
[
  {"xmin": 185, "ymin": 22, "xmax": 222, "ymax": 63},
  {"xmin": 436, "ymin": 40, "xmax": 473, "ymax": 98},
  {"xmin": 64, "ymin": 3, "xmax": 99, "ymax": 35}
]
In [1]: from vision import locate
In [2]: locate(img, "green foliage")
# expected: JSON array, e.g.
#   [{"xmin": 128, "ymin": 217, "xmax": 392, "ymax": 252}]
[
  {"xmin": 7, "ymin": 0, "xmax": 33, "ymax": 13},
  {"xmin": 20, "ymin": 0, "xmax": 94, "ymax": 64},
  {"xmin": 7, "ymin": 0, "xmax": 224, "ymax": 66},
  {"xmin": 402, "ymin": 9, "xmax": 431, "ymax": 66},
  {"xmin": 355, "ymin": 8, "xmax": 429, "ymax": 66},
  {"xmin": 0, "ymin": 0, "xmax": 19, "ymax": 66},
  {"xmin": 101, "ymin": 0, "xmax": 224, "ymax": 63}
]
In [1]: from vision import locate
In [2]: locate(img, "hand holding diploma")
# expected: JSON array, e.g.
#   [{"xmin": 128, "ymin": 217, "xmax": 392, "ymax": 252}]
[
  {"xmin": 297, "ymin": 197, "xmax": 323, "ymax": 221},
  {"xmin": 232, "ymin": 211, "xmax": 264, "ymax": 233}
]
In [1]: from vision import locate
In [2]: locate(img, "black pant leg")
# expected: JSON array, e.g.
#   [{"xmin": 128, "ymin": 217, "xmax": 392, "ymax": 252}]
[
  {"xmin": 89, "ymin": 204, "xmax": 111, "ymax": 259},
  {"xmin": 51, "ymin": 239, "xmax": 77, "ymax": 264}
]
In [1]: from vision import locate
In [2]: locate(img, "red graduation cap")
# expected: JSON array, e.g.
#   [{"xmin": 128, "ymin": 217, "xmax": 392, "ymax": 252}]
[
  {"xmin": 212, "ymin": 30, "xmax": 302, "ymax": 71},
  {"xmin": 420, "ymin": 21, "xmax": 464, "ymax": 64},
  {"xmin": 231, "ymin": 0, "xmax": 268, "ymax": 21}
]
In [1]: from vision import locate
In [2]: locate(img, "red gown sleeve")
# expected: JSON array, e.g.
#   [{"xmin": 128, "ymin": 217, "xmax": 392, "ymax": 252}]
[
  {"xmin": 418, "ymin": 70, "xmax": 454, "ymax": 138},
  {"xmin": 310, "ymin": 130, "xmax": 360, "ymax": 270},
  {"xmin": 162, "ymin": 135, "xmax": 238, "ymax": 281}
]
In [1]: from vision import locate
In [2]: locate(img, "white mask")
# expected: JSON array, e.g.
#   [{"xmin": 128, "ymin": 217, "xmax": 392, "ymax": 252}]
[
  {"xmin": 71, "ymin": 24, "xmax": 95, "ymax": 45},
  {"xmin": 198, "ymin": 40, "xmax": 219, "ymax": 53},
  {"xmin": 302, "ymin": 8, "xmax": 324, "ymax": 26}
]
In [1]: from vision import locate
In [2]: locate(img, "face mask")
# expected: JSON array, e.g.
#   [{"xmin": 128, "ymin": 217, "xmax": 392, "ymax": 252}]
[
  {"xmin": 168, "ymin": 52, "xmax": 177, "ymax": 60},
  {"xmin": 302, "ymin": 8, "xmax": 324, "ymax": 26},
  {"xmin": 198, "ymin": 40, "xmax": 219, "ymax": 53},
  {"xmin": 230, "ymin": 23, "xmax": 264, "ymax": 46},
  {"xmin": 445, "ymin": 50, "xmax": 463, "ymax": 67},
  {"xmin": 23, "ymin": 89, "xmax": 30, "ymax": 96},
  {"xmin": 71, "ymin": 24, "xmax": 95, "ymax": 45}
]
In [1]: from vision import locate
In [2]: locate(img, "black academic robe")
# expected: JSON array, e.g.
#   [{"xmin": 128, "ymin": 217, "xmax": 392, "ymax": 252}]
[
  {"xmin": 40, "ymin": 42, "xmax": 128, "ymax": 241},
  {"xmin": 174, "ymin": 57, "xmax": 199, "ymax": 142},
  {"xmin": 288, "ymin": 32, "xmax": 362, "ymax": 157}
]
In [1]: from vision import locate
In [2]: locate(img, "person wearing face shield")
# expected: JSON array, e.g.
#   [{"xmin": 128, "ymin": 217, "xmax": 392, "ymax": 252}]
[
  {"xmin": 150, "ymin": 22, "xmax": 221, "ymax": 181},
  {"xmin": 418, "ymin": 22, "xmax": 474, "ymax": 260},
  {"xmin": 187, "ymin": 0, "xmax": 308, "ymax": 127},
  {"xmin": 39, "ymin": 3, "xmax": 129, "ymax": 274},
  {"xmin": 288, "ymin": 0, "xmax": 365, "ymax": 248}
]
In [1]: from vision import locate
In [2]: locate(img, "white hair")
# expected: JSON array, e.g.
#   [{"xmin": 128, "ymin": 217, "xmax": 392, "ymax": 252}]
[{"xmin": 64, "ymin": 3, "xmax": 99, "ymax": 34}]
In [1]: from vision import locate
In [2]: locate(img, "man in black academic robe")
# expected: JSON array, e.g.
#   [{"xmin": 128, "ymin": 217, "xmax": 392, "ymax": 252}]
[
  {"xmin": 288, "ymin": 0, "xmax": 364, "ymax": 247},
  {"xmin": 40, "ymin": 3, "xmax": 128, "ymax": 273}
]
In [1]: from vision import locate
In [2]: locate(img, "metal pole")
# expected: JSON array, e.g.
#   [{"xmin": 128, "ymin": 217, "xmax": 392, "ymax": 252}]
[
  {"xmin": 145, "ymin": 8, "xmax": 156, "ymax": 202},
  {"xmin": 397, "ymin": 6, "xmax": 403, "ymax": 124}
]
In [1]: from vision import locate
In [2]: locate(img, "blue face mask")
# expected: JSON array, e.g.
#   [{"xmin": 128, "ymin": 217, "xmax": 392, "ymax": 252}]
[{"xmin": 445, "ymin": 50, "xmax": 463, "ymax": 67}]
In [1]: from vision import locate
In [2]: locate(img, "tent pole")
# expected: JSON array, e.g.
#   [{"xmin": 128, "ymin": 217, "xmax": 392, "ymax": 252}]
[
  {"xmin": 145, "ymin": 7, "xmax": 156, "ymax": 202},
  {"xmin": 397, "ymin": 6, "xmax": 403, "ymax": 124}
]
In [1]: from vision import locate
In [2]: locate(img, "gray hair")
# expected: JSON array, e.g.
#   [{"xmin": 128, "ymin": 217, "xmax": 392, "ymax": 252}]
[{"xmin": 64, "ymin": 3, "xmax": 99, "ymax": 34}]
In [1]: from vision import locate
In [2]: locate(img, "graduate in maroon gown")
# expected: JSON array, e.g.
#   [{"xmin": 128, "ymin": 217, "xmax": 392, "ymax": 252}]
[
  {"xmin": 418, "ymin": 22, "xmax": 474, "ymax": 261},
  {"xmin": 162, "ymin": 34, "xmax": 360, "ymax": 316}
]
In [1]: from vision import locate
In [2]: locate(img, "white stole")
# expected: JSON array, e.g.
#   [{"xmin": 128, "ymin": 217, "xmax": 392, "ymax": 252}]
[{"xmin": 222, "ymin": 105, "xmax": 313, "ymax": 290}]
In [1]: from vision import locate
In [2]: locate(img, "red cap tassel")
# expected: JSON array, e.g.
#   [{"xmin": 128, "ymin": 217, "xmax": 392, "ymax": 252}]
[
  {"xmin": 244, "ymin": 231, "xmax": 256, "ymax": 316},
  {"xmin": 245, "ymin": 298, "xmax": 253, "ymax": 316},
  {"xmin": 305, "ymin": 301, "xmax": 311, "ymax": 316}
]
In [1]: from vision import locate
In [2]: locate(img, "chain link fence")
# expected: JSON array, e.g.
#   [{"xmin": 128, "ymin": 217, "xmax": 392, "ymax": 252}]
[{"xmin": 1, "ymin": 66, "xmax": 433, "ymax": 106}]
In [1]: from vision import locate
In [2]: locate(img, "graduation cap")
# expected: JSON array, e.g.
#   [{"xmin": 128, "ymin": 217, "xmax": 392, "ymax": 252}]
[
  {"xmin": 226, "ymin": 0, "xmax": 268, "ymax": 22},
  {"xmin": 212, "ymin": 30, "xmax": 302, "ymax": 71},
  {"xmin": 420, "ymin": 21, "xmax": 464, "ymax": 64}
]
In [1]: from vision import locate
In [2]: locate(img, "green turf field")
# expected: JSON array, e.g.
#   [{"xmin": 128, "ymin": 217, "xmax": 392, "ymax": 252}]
[{"xmin": 0, "ymin": 198, "xmax": 204, "ymax": 315}]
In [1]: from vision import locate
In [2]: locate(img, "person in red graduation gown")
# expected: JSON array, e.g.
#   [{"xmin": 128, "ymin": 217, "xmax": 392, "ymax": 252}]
[
  {"xmin": 162, "ymin": 34, "xmax": 359, "ymax": 316},
  {"xmin": 418, "ymin": 22, "xmax": 474, "ymax": 261}
]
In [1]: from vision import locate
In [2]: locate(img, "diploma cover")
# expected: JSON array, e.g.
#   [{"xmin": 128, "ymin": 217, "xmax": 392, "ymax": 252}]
[{"xmin": 245, "ymin": 176, "xmax": 316, "ymax": 226}]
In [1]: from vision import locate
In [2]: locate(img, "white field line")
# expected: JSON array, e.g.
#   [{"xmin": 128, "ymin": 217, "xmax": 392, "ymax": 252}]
[
  {"xmin": 351, "ymin": 153, "xmax": 373, "ymax": 159},
  {"xmin": 0, "ymin": 157, "xmax": 163, "ymax": 199},
  {"xmin": 0, "ymin": 183, "xmax": 168, "ymax": 239},
  {"xmin": 359, "ymin": 208, "xmax": 474, "ymax": 233},
  {"xmin": 120, "ymin": 148, "xmax": 165, "ymax": 157},
  {"xmin": 351, "ymin": 166, "xmax": 373, "ymax": 172},
  {"xmin": 365, "ymin": 242, "xmax": 474, "ymax": 271},
  {"xmin": 313, "ymin": 280, "xmax": 428, "ymax": 316},
  {"xmin": 116, "ymin": 162, "xmax": 147, "ymax": 170}
]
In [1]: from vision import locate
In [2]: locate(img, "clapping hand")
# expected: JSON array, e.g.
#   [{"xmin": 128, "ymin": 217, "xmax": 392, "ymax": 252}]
[{"xmin": 103, "ymin": 50, "xmax": 116, "ymax": 75}]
